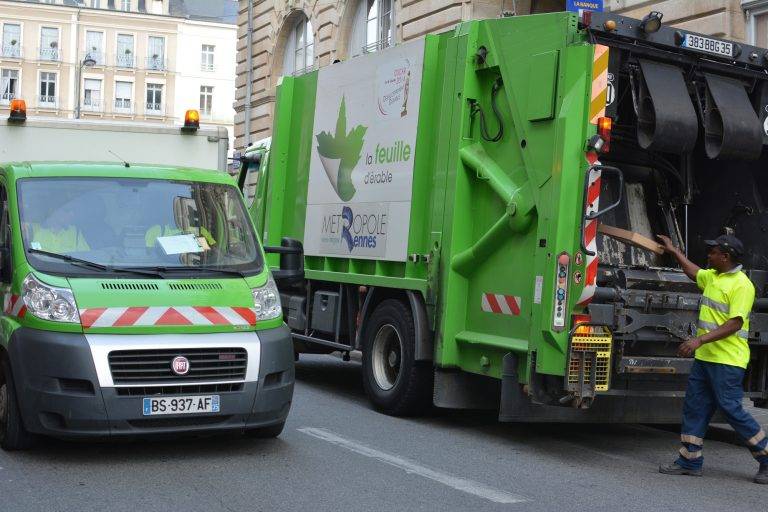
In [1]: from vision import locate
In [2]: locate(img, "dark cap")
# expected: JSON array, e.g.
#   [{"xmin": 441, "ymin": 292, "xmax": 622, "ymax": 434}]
[{"xmin": 704, "ymin": 235, "xmax": 744, "ymax": 256}]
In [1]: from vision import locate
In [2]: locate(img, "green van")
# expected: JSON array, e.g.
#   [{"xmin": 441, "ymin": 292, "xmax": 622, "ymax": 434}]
[{"xmin": 0, "ymin": 162, "xmax": 294, "ymax": 450}]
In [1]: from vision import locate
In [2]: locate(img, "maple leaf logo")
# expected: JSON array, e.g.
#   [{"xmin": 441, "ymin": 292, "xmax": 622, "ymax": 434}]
[{"xmin": 316, "ymin": 96, "xmax": 367, "ymax": 201}]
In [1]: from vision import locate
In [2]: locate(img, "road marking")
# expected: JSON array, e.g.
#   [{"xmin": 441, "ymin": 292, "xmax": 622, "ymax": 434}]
[{"xmin": 298, "ymin": 427, "xmax": 529, "ymax": 504}]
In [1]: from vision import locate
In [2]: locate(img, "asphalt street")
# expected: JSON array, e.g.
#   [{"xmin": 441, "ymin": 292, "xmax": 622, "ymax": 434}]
[{"xmin": 1, "ymin": 354, "xmax": 766, "ymax": 512}]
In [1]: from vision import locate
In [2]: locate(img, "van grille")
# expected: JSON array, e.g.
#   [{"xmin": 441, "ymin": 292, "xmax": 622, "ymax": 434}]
[
  {"xmin": 101, "ymin": 282, "xmax": 159, "ymax": 291},
  {"xmin": 115, "ymin": 383, "xmax": 244, "ymax": 396},
  {"xmin": 108, "ymin": 348, "xmax": 247, "ymax": 384},
  {"xmin": 168, "ymin": 282, "xmax": 223, "ymax": 291}
]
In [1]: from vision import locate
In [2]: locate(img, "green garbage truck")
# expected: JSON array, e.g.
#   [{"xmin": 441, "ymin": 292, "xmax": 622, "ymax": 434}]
[
  {"xmin": 242, "ymin": 11, "xmax": 768, "ymax": 422},
  {"xmin": 0, "ymin": 154, "xmax": 294, "ymax": 449}
]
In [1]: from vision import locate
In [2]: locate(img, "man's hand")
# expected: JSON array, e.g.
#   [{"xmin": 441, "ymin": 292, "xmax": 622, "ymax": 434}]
[
  {"xmin": 678, "ymin": 338, "xmax": 702, "ymax": 358},
  {"xmin": 657, "ymin": 234, "xmax": 676, "ymax": 254},
  {"xmin": 656, "ymin": 234, "xmax": 700, "ymax": 281}
]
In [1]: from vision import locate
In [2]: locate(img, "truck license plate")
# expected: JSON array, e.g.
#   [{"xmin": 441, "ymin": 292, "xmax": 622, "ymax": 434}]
[
  {"xmin": 142, "ymin": 395, "xmax": 220, "ymax": 416},
  {"xmin": 681, "ymin": 34, "xmax": 733, "ymax": 58}
]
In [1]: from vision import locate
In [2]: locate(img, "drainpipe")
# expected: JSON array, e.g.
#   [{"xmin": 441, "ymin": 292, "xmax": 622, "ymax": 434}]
[
  {"xmin": 244, "ymin": 0, "xmax": 254, "ymax": 147},
  {"xmin": 72, "ymin": 8, "xmax": 81, "ymax": 118}
]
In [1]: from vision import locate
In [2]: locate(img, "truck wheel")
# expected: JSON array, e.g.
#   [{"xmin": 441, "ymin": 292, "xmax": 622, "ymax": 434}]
[
  {"xmin": 362, "ymin": 299, "xmax": 432, "ymax": 416},
  {"xmin": 0, "ymin": 359, "xmax": 36, "ymax": 451},
  {"xmin": 245, "ymin": 421, "xmax": 285, "ymax": 439}
]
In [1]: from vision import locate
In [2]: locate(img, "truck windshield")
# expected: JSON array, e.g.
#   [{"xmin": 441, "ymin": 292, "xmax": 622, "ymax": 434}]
[{"xmin": 17, "ymin": 177, "xmax": 263, "ymax": 277}]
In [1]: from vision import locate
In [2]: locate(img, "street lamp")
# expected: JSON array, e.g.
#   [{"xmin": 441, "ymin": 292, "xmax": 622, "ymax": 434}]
[{"xmin": 74, "ymin": 55, "xmax": 97, "ymax": 119}]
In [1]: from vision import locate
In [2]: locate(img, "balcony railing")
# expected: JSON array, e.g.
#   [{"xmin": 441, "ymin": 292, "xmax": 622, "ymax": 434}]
[
  {"xmin": 84, "ymin": 50, "xmax": 105, "ymax": 66},
  {"xmin": 1, "ymin": 44, "xmax": 21, "ymax": 59},
  {"xmin": 38, "ymin": 95, "xmax": 57, "ymax": 108},
  {"xmin": 114, "ymin": 98, "xmax": 133, "ymax": 114},
  {"xmin": 39, "ymin": 46, "xmax": 60, "ymax": 62},
  {"xmin": 82, "ymin": 98, "xmax": 102, "ymax": 112},
  {"xmin": 362, "ymin": 37, "xmax": 393, "ymax": 55},
  {"xmin": 201, "ymin": 62, "xmax": 215, "ymax": 72},
  {"xmin": 0, "ymin": 91, "xmax": 17, "ymax": 104},
  {"xmin": 116, "ymin": 52, "xmax": 135, "ymax": 68},
  {"xmin": 146, "ymin": 56, "xmax": 166, "ymax": 71},
  {"xmin": 145, "ymin": 102, "xmax": 164, "ymax": 115}
]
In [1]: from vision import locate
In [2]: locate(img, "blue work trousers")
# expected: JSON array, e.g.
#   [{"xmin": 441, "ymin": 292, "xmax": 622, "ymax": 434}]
[{"xmin": 676, "ymin": 360, "xmax": 768, "ymax": 470}]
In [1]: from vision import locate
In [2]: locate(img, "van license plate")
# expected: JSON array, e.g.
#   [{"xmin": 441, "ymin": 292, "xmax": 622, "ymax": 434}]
[
  {"xmin": 142, "ymin": 395, "xmax": 220, "ymax": 416},
  {"xmin": 681, "ymin": 34, "xmax": 733, "ymax": 58}
]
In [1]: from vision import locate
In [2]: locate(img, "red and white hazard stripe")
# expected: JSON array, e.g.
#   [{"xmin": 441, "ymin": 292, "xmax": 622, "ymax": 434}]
[
  {"xmin": 79, "ymin": 306, "xmax": 258, "ymax": 328},
  {"xmin": 3, "ymin": 294, "xmax": 26, "ymax": 318},
  {"xmin": 481, "ymin": 293, "xmax": 521, "ymax": 316},
  {"xmin": 577, "ymin": 151, "xmax": 601, "ymax": 306}
]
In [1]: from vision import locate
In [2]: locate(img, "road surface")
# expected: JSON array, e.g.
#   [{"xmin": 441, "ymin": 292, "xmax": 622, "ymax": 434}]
[{"xmin": 0, "ymin": 355, "xmax": 765, "ymax": 512}]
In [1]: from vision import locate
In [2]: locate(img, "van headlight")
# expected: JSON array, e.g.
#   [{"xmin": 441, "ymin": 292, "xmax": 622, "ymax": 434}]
[
  {"xmin": 252, "ymin": 275, "xmax": 282, "ymax": 321},
  {"xmin": 22, "ymin": 274, "xmax": 80, "ymax": 323}
]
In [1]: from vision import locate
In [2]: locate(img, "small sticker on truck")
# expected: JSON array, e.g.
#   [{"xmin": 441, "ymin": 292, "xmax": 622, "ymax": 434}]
[{"xmin": 481, "ymin": 294, "xmax": 521, "ymax": 316}]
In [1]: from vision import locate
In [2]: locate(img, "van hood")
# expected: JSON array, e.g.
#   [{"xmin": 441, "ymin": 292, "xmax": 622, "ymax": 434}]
[{"xmin": 68, "ymin": 278, "xmax": 258, "ymax": 334}]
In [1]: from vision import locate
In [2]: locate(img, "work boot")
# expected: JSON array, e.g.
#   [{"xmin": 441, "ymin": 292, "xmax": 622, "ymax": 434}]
[
  {"xmin": 659, "ymin": 462, "xmax": 702, "ymax": 477},
  {"xmin": 755, "ymin": 465, "xmax": 768, "ymax": 485}
]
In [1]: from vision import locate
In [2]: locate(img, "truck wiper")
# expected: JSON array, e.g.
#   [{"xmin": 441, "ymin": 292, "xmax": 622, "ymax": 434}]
[{"xmin": 27, "ymin": 248, "xmax": 164, "ymax": 278}]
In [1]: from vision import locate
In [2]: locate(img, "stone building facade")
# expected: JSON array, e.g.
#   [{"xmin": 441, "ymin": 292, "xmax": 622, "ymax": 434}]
[{"xmin": 234, "ymin": 0, "xmax": 756, "ymax": 149}]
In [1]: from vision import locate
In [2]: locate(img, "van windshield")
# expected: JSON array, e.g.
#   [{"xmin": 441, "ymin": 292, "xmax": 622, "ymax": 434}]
[{"xmin": 17, "ymin": 177, "xmax": 263, "ymax": 277}]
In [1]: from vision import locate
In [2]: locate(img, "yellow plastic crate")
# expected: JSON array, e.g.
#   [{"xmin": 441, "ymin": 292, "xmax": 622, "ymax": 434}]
[{"xmin": 567, "ymin": 333, "xmax": 612, "ymax": 393}]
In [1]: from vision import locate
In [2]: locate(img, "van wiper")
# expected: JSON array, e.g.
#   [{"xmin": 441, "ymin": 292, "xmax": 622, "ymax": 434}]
[
  {"xmin": 27, "ymin": 248, "xmax": 164, "ymax": 278},
  {"xmin": 147, "ymin": 265, "xmax": 246, "ymax": 278}
]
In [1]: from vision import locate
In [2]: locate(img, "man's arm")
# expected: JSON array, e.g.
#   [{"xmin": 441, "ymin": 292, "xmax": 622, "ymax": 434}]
[
  {"xmin": 678, "ymin": 317, "xmax": 743, "ymax": 357},
  {"xmin": 657, "ymin": 235, "xmax": 701, "ymax": 281}
]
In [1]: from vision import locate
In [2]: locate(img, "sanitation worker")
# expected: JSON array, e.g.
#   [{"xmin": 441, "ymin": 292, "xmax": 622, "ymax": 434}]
[{"xmin": 656, "ymin": 234, "xmax": 768, "ymax": 484}]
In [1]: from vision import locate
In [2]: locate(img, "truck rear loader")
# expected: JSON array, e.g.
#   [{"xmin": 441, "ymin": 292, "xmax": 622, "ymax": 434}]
[{"xmin": 244, "ymin": 11, "xmax": 768, "ymax": 422}]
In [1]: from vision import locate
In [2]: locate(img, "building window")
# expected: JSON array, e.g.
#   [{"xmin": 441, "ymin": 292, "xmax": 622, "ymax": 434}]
[
  {"xmin": 116, "ymin": 34, "xmax": 134, "ymax": 68},
  {"xmin": 201, "ymin": 44, "xmax": 215, "ymax": 72},
  {"xmin": 2, "ymin": 24, "xmax": 21, "ymax": 59},
  {"xmin": 282, "ymin": 16, "xmax": 314, "ymax": 76},
  {"xmin": 86, "ymin": 30, "xmax": 104, "ymax": 65},
  {"xmin": 746, "ymin": 3, "xmax": 768, "ymax": 46},
  {"xmin": 199, "ymin": 86, "xmax": 213, "ymax": 116},
  {"xmin": 39, "ymin": 71, "xmax": 56, "ymax": 108},
  {"xmin": 147, "ymin": 36, "xmax": 165, "ymax": 70},
  {"xmin": 40, "ymin": 27, "xmax": 60, "ymax": 61},
  {"xmin": 121, "ymin": 0, "xmax": 131, "ymax": 11},
  {"xmin": 366, "ymin": 0, "xmax": 393, "ymax": 53},
  {"xmin": 0, "ymin": 69, "xmax": 19, "ymax": 104},
  {"xmin": 83, "ymin": 78, "xmax": 102, "ymax": 111},
  {"xmin": 146, "ymin": 83, "xmax": 163, "ymax": 114},
  {"xmin": 349, "ymin": 0, "xmax": 394, "ymax": 57},
  {"xmin": 754, "ymin": 12, "xmax": 768, "ymax": 46},
  {"xmin": 115, "ymin": 81, "xmax": 132, "ymax": 113},
  {"xmin": 90, "ymin": 0, "xmax": 101, "ymax": 8}
]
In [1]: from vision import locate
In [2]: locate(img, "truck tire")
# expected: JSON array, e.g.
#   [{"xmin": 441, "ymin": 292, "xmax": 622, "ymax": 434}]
[
  {"xmin": 0, "ymin": 358, "xmax": 36, "ymax": 451},
  {"xmin": 245, "ymin": 421, "xmax": 285, "ymax": 439},
  {"xmin": 361, "ymin": 299, "xmax": 433, "ymax": 416}
]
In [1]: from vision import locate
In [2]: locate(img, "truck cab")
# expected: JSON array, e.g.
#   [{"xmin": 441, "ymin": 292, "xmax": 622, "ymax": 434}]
[{"xmin": 0, "ymin": 162, "xmax": 293, "ymax": 450}]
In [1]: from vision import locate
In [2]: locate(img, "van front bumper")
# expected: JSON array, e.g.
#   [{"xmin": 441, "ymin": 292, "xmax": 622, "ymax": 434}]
[{"xmin": 7, "ymin": 326, "xmax": 294, "ymax": 439}]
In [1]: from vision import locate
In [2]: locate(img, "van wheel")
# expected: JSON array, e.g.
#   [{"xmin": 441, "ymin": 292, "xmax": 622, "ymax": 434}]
[
  {"xmin": 0, "ymin": 358, "xmax": 36, "ymax": 451},
  {"xmin": 245, "ymin": 421, "xmax": 285, "ymax": 439},
  {"xmin": 362, "ymin": 299, "xmax": 433, "ymax": 416}
]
